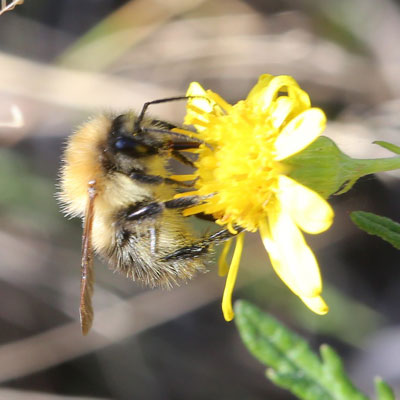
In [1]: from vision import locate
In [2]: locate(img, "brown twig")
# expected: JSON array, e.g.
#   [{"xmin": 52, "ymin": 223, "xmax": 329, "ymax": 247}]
[{"xmin": 0, "ymin": 0, "xmax": 24, "ymax": 16}]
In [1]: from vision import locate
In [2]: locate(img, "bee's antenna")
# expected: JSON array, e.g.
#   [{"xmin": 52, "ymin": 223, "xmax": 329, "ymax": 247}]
[
  {"xmin": 135, "ymin": 95, "xmax": 212, "ymax": 132},
  {"xmin": 135, "ymin": 96, "xmax": 191, "ymax": 132}
]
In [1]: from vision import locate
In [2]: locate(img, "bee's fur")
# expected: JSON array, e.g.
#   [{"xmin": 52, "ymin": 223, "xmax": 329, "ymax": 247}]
[{"xmin": 59, "ymin": 112, "xmax": 208, "ymax": 289}]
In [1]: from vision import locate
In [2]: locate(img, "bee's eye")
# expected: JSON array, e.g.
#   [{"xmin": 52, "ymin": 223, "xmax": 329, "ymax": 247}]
[
  {"xmin": 114, "ymin": 137, "xmax": 134, "ymax": 150},
  {"xmin": 113, "ymin": 136, "xmax": 157, "ymax": 156}
]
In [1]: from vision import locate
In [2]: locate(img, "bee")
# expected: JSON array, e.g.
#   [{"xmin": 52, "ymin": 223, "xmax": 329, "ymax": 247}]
[{"xmin": 59, "ymin": 98, "xmax": 223, "ymax": 335}]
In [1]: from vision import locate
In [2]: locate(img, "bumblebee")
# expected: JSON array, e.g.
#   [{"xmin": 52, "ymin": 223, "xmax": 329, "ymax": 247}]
[{"xmin": 59, "ymin": 98, "xmax": 239, "ymax": 334}]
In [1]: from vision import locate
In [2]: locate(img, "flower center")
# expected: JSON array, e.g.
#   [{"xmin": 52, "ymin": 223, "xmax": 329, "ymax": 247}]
[{"xmin": 193, "ymin": 102, "xmax": 282, "ymax": 231}]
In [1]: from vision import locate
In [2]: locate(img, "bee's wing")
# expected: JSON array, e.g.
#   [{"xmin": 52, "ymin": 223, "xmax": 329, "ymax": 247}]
[{"xmin": 80, "ymin": 181, "xmax": 97, "ymax": 335}]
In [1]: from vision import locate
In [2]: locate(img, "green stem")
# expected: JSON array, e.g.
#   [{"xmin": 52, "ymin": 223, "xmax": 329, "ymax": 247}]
[
  {"xmin": 337, "ymin": 156, "xmax": 400, "ymax": 195},
  {"xmin": 285, "ymin": 137, "xmax": 400, "ymax": 198},
  {"xmin": 352, "ymin": 156, "xmax": 400, "ymax": 176}
]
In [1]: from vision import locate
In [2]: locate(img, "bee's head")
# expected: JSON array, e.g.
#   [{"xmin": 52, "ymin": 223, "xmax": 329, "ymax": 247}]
[
  {"xmin": 103, "ymin": 113, "xmax": 170, "ymax": 175},
  {"xmin": 103, "ymin": 112, "xmax": 201, "ymax": 176},
  {"xmin": 108, "ymin": 113, "xmax": 165, "ymax": 157}
]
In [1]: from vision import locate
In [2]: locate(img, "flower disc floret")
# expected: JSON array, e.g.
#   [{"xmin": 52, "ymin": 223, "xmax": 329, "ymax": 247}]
[{"xmin": 193, "ymin": 100, "xmax": 287, "ymax": 232}]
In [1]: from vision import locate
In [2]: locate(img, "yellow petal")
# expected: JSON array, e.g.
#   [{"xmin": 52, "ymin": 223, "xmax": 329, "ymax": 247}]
[
  {"xmin": 218, "ymin": 239, "xmax": 232, "ymax": 276},
  {"xmin": 205, "ymin": 91, "xmax": 232, "ymax": 113},
  {"xmin": 300, "ymin": 295, "xmax": 329, "ymax": 315},
  {"xmin": 259, "ymin": 212, "xmax": 322, "ymax": 299},
  {"xmin": 277, "ymin": 175, "xmax": 334, "ymax": 234},
  {"xmin": 287, "ymin": 83, "xmax": 311, "ymax": 113},
  {"xmin": 250, "ymin": 75, "xmax": 310, "ymax": 113},
  {"xmin": 274, "ymin": 108, "xmax": 326, "ymax": 161},
  {"xmin": 185, "ymin": 82, "xmax": 213, "ymax": 129},
  {"xmin": 186, "ymin": 82, "xmax": 213, "ymax": 113},
  {"xmin": 260, "ymin": 219, "xmax": 300, "ymax": 295},
  {"xmin": 246, "ymin": 73, "xmax": 274, "ymax": 102},
  {"xmin": 270, "ymin": 96, "xmax": 295, "ymax": 129},
  {"xmin": 221, "ymin": 233, "xmax": 244, "ymax": 321}
]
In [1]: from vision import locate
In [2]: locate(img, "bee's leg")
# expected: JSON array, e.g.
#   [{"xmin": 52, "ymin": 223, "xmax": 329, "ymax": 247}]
[
  {"xmin": 124, "ymin": 195, "xmax": 239, "ymax": 260},
  {"xmin": 193, "ymin": 213, "xmax": 216, "ymax": 222},
  {"xmin": 171, "ymin": 150, "xmax": 195, "ymax": 167},
  {"xmin": 165, "ymin": 197, "xmax": 217, "ymax": 221},
  {"xmin": 125, "ymin": 202, "xmax": 163, "ymax": 221},
  {"xmin": 164, "ymin": 196, "xmax": 201, "ymax": 209},
  {"xmin": 205, "ymin": 226, "xmax": 245, "ymax": 243},
  {"xmin": 161, "ymin": 226, "xmax": 245, "ymax": 261},
  {"xmin": 125, "ymin": 196, "xmax": 201, "ymax": 222},
  {"xmin": 128, "ymin": 171, "xmax": 193, "ymax": 187}
]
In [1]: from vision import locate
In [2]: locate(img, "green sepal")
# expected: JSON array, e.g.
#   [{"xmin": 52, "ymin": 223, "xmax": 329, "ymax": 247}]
[
  {"xmin": 284, "ymin": 136, "xmax": 400, "ymax": 199},
  {"xmin": 235, "ymin": 300, "xmax": 373, "ymax": 400},
  {"xmin": 350, "ymin": 211, "xmax": 400, "ymax": 250}
]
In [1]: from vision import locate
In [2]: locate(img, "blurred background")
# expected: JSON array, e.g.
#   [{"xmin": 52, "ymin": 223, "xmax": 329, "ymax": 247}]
[{"xmin": 1, "ymin": 0, "xmax": 400, "ymax": 399}]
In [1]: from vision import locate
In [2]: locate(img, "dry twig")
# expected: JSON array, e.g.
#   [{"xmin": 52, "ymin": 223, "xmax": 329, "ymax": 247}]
[{"xmin": 0, "ymin": 0, "xmax": 24, "ymax": 16}]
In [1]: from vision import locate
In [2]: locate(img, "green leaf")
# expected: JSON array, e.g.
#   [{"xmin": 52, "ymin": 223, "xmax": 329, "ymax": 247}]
[
  {"xmin": 234, "ymin": 300, "xmax": 369, "ymax": 400},
  {"xmin": 375, "ymin": 378, "xmax": 395, "ymax": 400},
  {"xmin": 350, "ymin": 211, "xmax": 400, "ymax": 250},
  {"xmin": 373, "ymin": 141, "xmax": 400, "ymax": 155}
]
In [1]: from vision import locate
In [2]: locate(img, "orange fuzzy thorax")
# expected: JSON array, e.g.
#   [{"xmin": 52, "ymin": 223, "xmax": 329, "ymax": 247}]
[
  {"xmin": 58, "ymin": 114, "xmax": 173, "ymax": 252},
  {"xmin": 59, "ymin": 114, "xmax": 112, "ymax": 218}
]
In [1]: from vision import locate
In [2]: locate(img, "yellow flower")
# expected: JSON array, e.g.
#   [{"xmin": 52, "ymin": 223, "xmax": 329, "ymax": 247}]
[{"xmin": 173, "ymin": 74, "xmax": 334, "ymax": 321}]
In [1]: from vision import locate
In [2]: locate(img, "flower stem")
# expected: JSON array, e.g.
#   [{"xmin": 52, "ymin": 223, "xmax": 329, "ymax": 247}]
[
  {"xmin": 338, "ymin": 156, "xmax": 400, "ymax": 195},
  {"xmin": 353, "ymin": 156, "xmax": 400, "ymax": 176}
]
